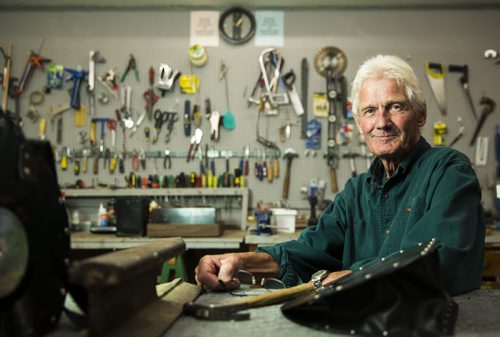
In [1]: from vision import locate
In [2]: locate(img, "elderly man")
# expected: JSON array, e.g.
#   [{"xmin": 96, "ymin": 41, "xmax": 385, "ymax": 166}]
[{"xmin": 195, "ymin": 55, "xmax": 485, "ymax": 296}]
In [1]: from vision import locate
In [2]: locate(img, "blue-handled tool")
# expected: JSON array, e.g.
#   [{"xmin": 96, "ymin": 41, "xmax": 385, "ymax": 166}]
[{"xmin": 65, "ymin": 67, "xmax": 88, "ymax": 109}]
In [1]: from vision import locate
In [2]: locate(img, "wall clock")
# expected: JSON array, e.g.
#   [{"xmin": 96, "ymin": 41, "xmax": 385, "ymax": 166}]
[{"xmin": 219, "ymin": 6, "xmax": 256, "ymax": 45}]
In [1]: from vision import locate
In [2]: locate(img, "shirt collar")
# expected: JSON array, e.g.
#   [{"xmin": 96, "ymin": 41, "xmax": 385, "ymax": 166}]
[{"xmin": 368, "ymin": 137, "xmax": 431, "ymax": 184}]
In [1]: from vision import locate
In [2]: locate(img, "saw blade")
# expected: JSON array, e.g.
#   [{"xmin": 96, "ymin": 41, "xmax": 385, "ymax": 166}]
[
  {"xmin": 425, "ymin": 62, "xmax": 447, "ymax": 116},
  {"xmin": 314, "ymin": 46, "xmax": 347, "ymax": 78},
  {"xmin": 0, "ymin": 207, "xmax": 29, "ymax": 299}
]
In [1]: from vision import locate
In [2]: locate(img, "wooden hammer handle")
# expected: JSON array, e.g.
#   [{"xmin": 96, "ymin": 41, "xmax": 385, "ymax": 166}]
[
  {"xmin": 232, "ymin": 282, "xmax": 314, "ymax": 308},
  {"xmin": 330, "ymin": 167, "xmax": 338, "ymax": 193},
  {"xmin": 282, "ymin": 161, "xmax": 292, "ymax": 199}
]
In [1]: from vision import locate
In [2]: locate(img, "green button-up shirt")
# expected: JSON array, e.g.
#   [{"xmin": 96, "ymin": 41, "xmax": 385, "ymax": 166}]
[{"xmin": 258, "ymin": 137, "xmax": 485, "ymax": 296}]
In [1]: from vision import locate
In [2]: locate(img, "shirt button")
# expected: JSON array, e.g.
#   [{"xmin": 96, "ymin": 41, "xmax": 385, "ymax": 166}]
[
  {"xmin": 385, "ymin": 229, "xmax": 390, "ymax": 235},
  {"xmin": 405, "ymin": 207, "xmax": 411, "ymax": 213},
  {"xmin": 382, "ymin": 194, "xmax": 389, "ymax": 199}
]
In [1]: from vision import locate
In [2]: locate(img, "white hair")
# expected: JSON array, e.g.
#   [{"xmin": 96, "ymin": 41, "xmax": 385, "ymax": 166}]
[{"xmin": 350, "ymin": 55, "xmax": 426, "ymax": 117}]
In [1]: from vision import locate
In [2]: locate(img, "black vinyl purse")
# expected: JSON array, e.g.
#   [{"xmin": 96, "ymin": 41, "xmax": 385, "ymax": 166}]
[{"xmin": 281, "ymin": 239, "xmax": 458, "ymax": 337}]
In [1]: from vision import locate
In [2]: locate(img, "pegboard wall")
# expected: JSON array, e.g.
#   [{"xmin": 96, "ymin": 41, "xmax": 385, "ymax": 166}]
[{"xmin": 2, "ymin": 8, "xmax": 500, "ymax": 214}]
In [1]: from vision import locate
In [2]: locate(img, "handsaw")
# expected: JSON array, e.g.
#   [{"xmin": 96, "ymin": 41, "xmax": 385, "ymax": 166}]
[
  {"xmin": 448, "ymin": 64, "xmax": 478, "ymax": 121},
  {"xmin": 425, "ymin": 62, "xmax": 446, "ymax": 116}
]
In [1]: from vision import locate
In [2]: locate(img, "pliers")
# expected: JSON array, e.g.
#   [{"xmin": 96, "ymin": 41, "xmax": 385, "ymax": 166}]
[
  {"xmin": 121, "ymin": 54, "xmax": 139, "ymax": 82},
  {"xmin": 163, "ymin": 149, "xmax": 172, "ymax": 169}
]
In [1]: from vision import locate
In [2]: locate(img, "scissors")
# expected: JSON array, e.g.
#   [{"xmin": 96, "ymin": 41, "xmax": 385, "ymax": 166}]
[
  {"xmin": 164, "ymin": 112, "xmax": 179, "ymax": 143},
  {"xmin": 152, "ymin": 109, "xmax": 169, "ymax": 144}
]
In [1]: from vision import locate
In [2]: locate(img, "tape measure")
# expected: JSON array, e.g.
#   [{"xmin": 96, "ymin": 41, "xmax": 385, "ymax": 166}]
[{"xmin": 189, "ymin": 44, "xmax": 208, "ymax": 67}]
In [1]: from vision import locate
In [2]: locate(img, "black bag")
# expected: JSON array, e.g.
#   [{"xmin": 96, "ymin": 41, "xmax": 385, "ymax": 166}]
[
  {"xmin": 0, "ymin": 109, "xmax": 72, "ymax": 337},
  {"xmin": 281, "ymin": 239, "xmax": 458, "ymax": 337}
]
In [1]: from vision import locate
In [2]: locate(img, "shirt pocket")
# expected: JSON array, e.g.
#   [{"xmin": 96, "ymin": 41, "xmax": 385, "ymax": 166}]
[
  {"xmin": 349, "ymin": 217, "xmax": 375, "ymax": 251},
  {"xmin": 398, "ymin": 196, "xmax": 426, "ymax": 227}
]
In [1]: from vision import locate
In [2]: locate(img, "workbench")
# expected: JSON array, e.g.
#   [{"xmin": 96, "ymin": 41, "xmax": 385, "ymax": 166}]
[
  {"xmin": 164, "ymin": 288, "xmax": 500, "ymax": 337},
  {"xmin": 48, "ymin": 288, "xmax": 500, "ymax": 337},
  {"xmin": 71, "ymin": 229, "xmax": 246, "ymax": 250}
]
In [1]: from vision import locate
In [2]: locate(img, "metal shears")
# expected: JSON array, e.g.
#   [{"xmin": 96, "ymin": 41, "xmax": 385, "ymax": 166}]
[{"xmin": 153, "ymin": 109, "xmax": 178, "ymax": 144}]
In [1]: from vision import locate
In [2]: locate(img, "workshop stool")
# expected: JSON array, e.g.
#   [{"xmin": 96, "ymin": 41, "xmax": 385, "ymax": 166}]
[{"xmin": 158, "ymin": 255, "xmax": 186, "ymax": 283}]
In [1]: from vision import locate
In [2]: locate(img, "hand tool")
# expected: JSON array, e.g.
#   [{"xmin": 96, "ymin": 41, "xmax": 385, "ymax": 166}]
[
  {"xmin": 121, "ymin": 54, "xmax": 139, "ymax": 82},
  {"xmin": 38, "ymin": 117, "xmax": 46, "ymax": 140},
  {"xmin": 164, "ymin": 112, "xmax": 179, "ymax": 143},
  {"xmin": 65, "ymin": 66, "xmax": 88, "ymax": 109},
  {"xmin": 470, "ymin": 96, "xmax": 496, "ymax": 146},
  {"xmin": 1, "ymin": 42, "xmax": 13, "ymax": 113},
  {"xmin": 56, "ymin": 116, "xmax": 63, "ymax": 144},
  {"xmin": 425, "ymin": 62, "xmax": 446, "ymax": 116},
  {"xmin": 139, "ymin": 147, "xmax": 146, "ymax": 170},
  {"xmin": 97, "ymin": 68, "xmax": 119, "ymax": 99},
  {"xmin": 448, "ymin": 64, "xmax": 477, "ymax": 120},
  {"xmin": 143, "ymin": 66, "xmax": 159, "ymax": 120},
  {"xmin": 17, "ymin": 38, "xmax": 51, "ymax": 95},
  {"xmin": 343, "ymin": 150, "xmax": 358, "ymax": 177},
  {"xmin": 156, "ymin": 63, "xmax": 180, "ymax": 96},
  {"xmin": 282, "ymin": 148, "xmax": 298, "ymax": 200},
  {"xmin": 47, "ymin": 103, "xmax": 72, "ymax": 120},
  {"xmin": 129, "ymin": 110, "xmax": 147, "ymax": 138},
  {"xmin": 204, "ymin": 97, "xmax": 212, "ymax": 119},
  {"xmin": 300, "ymin": 58, "xmax": 309, "ymax": 139},
  {"xmin": 91, "ymin": 118, "xmax": 109, "ymax": 155},
  {"xmin": 187, "ymin": 128, "xmax": 203, "ymax": 162},
  {"xmin": 82, "ymin": 148, "xmax": 90, "ymax": 174},
  {"xmin": 209, "ymin": 110, "xmax": 221, "ymax": 141},
  {"xmin": 243, "ymin": 146, "xmax": 250, "ymax": 176},
  {"xmin": 314, "ymin": 46, "xmax": 347, "ymax": 193},
  {"xmin": 259, "ymin": 47, "xmax": 289, "ymax": 106},
  {"xmin": 152, "ymin": 109, "xmax": 168, "ymax": 144},
  {"xmin": 283, "ymin": 69, "xmax": 304, "ymax": 116},
  {"xmin": 88, "ymin": 50, "xmax": 106, "ymax": 116},
  {"xmin": 183, "ymin": 270, "xmax": 351, "ymax": 321},
  {"xmin": 448, "ymin": 117, "xmax": 465, "ymax": 147},
  {"xmin": 475, "ymin": 137, "xmax": 489, "ymax": 166},
  {"xmin": 220, "ymin": 61, "xmax": 236, "ymax": 130},
  {"xmin": 184, "ymin": 99, "xmax": 192, "ymax": 136},
  {"xmin": 103, "ymin": 148, "xmax": 111, "ymax": 169},
  {"xmin": 193, "ymin": 103, "xmax": 202, "ymax": 128},
  {"xmin": 247, "ymin": 71, "xmax": 264, "ymax": 107},
  {"xmin": 60, "ymin": 146, "xmax": 68, "ymax": 170},
  {"xmin": 307, "ymin": 180, "xmax": 319, "ymax": 226},
  {"xmin": 496, "ymin": 125, "xmax": 500, "ymax": 178},
  {"xmin": 120, "ymin": 85, "xmax": 135, "ymax": 129},
  {"xmin": 163, "ymin": 149, "xmax": 172, "ymax": 169}
]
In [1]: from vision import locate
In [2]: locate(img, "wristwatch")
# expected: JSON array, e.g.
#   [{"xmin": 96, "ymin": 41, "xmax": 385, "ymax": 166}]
[{"xmin": 311, "ymin": 270, "xmax": 329, "ymax": 289}]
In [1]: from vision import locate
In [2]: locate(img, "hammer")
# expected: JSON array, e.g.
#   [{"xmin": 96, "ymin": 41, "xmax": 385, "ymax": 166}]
[{"xmin": 282, "ymin": 148, "xmax": 299, "ymax": 200}]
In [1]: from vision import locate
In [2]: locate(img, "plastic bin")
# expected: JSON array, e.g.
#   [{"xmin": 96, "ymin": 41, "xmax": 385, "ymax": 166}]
[{"xmin": 271, "ymin": 208, "xmax": 297, "ymax": 233}]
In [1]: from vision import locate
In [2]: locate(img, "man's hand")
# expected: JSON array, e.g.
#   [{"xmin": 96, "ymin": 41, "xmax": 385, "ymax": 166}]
[
  {"xmin": 194, "ymin": 253, "xmax": 243, "ymax": 290},
  {"xmin": 195, "ymin": 252, "xmax": 280, "ymax": 291}
]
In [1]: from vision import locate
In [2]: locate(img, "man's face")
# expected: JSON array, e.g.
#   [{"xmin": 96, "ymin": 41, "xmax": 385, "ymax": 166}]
[{"xmin": 354, "ymin": 78, "xmax": 424, "ymax": 162}]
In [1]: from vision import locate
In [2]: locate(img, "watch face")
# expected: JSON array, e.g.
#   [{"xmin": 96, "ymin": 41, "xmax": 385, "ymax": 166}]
[
  {"xmin": 312, "ymin": 270, "xmax": 328, "ymax": 281},
  {"xmin": 219, "ymin": 7, "xmax": 256, "ymax": 45}
]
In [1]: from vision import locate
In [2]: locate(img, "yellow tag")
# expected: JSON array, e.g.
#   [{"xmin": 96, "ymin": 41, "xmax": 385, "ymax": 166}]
[
  {"xmin": 74, "ymin": 105, "xmax": 87, "ymax": 127},
  {"xmin": 313, "ymin": 92, "xmax": 328, "ymax": 117},
  {"xmin": 179, "ymin": 75, "xmax": 200, "ymax": 94}
]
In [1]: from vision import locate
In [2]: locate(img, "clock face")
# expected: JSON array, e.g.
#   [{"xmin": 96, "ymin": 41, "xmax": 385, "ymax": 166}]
[{"xmin": 219, "ymin": 7, "xmax": 256, "ymax": 45}]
